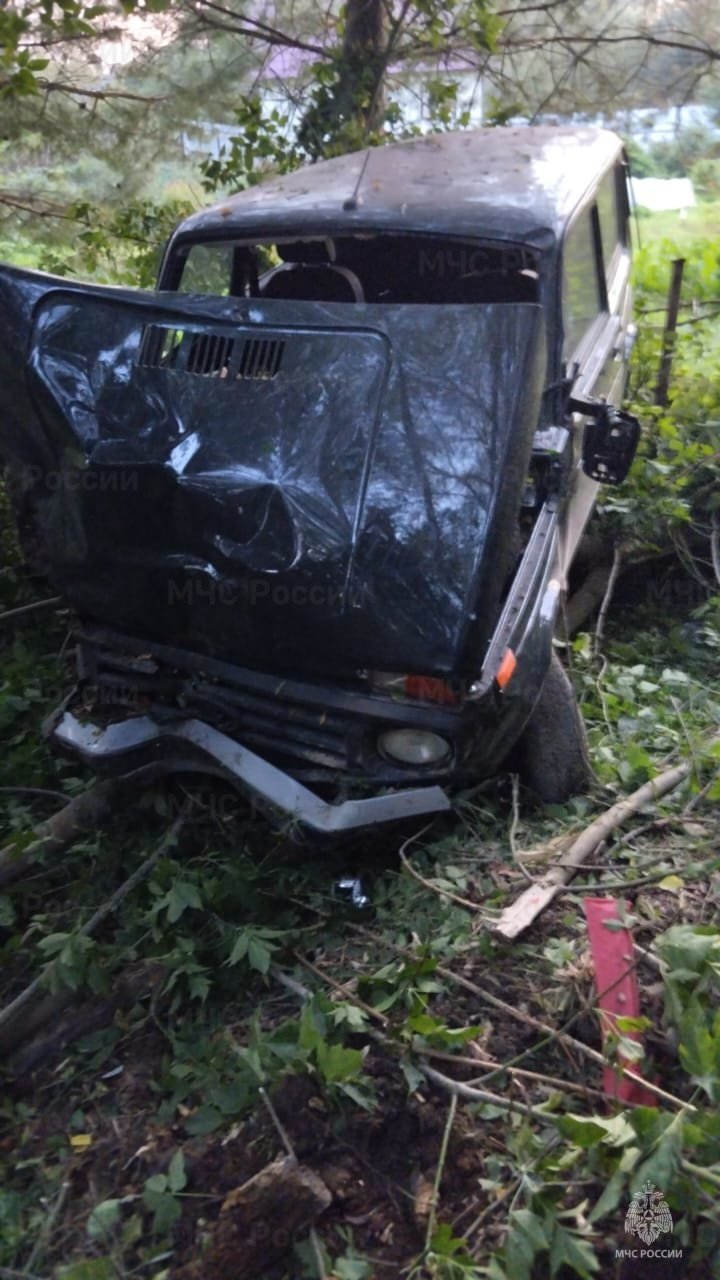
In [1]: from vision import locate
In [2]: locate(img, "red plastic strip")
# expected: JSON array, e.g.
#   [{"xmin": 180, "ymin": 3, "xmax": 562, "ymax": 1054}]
[{"xmin": 583, "ymin": 897, "xmax": 657, "ymax": 1107}]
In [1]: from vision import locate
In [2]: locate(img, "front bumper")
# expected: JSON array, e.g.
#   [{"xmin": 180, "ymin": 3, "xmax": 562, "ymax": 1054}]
[{"xmin": 52, "ymin": 711, "xmax": 451, "ymax": 832}]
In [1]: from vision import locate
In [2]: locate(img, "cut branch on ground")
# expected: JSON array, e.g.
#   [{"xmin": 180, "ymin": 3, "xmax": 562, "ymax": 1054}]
[{"xmin": 494, "ymin": 739, "xmax": 719, "ymax": 941}]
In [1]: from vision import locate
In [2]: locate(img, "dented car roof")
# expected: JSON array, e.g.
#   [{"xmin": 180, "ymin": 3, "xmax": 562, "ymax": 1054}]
[{"xmin": 172, "ymin": 126, "xmax": 624, "ymax": 248}]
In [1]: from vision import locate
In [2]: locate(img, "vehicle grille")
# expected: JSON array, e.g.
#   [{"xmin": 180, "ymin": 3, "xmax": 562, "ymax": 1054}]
[
  {"xmin": 76, "ymin": 636, "xmax": 350, "ymax": 774},
  {"xmin": 136, "ymin": 324, "xmax": 285, "ymax": 381}
]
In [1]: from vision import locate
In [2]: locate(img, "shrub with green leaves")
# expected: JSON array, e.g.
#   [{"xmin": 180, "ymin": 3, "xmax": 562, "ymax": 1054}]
[{"xmin": 600, "ymin": 230, "xmax": 720, "ymax": 566}]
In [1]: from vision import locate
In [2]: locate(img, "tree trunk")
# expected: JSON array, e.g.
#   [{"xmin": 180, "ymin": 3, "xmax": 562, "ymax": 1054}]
[
  {"xmin": 299, "ymin": 0, "xmax": 387, "ymax": 155},
  {"xmin": 342, "ymin": 0, "xmax": 387, "ymax": 128}
]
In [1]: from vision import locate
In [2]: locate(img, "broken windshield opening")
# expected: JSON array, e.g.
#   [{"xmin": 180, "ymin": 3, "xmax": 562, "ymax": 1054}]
[{"xmin": 171, "ymin": 234, "xmax": 540, "ymax": 306}]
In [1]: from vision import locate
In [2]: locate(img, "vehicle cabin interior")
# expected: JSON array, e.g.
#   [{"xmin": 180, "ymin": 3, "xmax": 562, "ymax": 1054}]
[{"xmin": 170, "ymin": 234, "xmax": 541, "ymax": 307}]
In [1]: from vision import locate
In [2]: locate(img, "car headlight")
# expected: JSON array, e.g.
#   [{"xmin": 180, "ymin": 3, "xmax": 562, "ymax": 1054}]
[{"xmin": 377, "ymin": 728, "xmax": 451, "ymax": 766}]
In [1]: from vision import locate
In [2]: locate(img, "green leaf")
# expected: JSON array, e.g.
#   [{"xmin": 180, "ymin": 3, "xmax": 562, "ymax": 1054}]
[
  {"xmin": 167, "ymin": 1149, "xmax": 186, "ymax": 1194},
  {"xmin": 656, "ymin": 924, "xmax": 720, "ymax": 979},
  {"xmin": 144, "ymin": 1174, "xmax": 168, "ymax": 1196},
  {"xmin": 550, "ymin": 1116, "xmax": 607, "ymax": 1146},
  {"xmin": 121, "ymin": 1212, "xmax": 143, "ymax": 1248},
  {"xmin": 188, "ymin": 971, "xmax": 211, "ymax": 1003},
  {"xmin": 549, "ymin": 1223, "xmax": 600, "ymax": 1278},
  {"xmin": 315, "ymin": 1041, "xmax": 364, "ymax": 1083},
  {"xmin": 678, "ymin": 1005, "xmax": 720, "ymax": 1102},
  {"xmin": 210, "ymin": 1081, "xmax": 250, "ymax": 1115},
  {"xmin": 37, "ymin": 931, "xmax": 72, "ymax": 955},
  {"xmin": 164, "ymin": 880, "xmax": 202, "ymax": 923},
  {"xmin": 227, "ymin": 927, "xmax": 280, "ymax": 972},
  {"xmin": 428, "ymin": 1221, "xmax": 475, "ymax": 1262},
  {"xmin": 329, "ymin": 1002, "xmax": 368, "ymax": 1032},
  {"xmin": 333, "ymin": 1258, "xmax": 373, "ymax": 1280},
  {"xmin": 503, "ymin": 1207, "xmax": 549, "ymax": 1279},
  {"xmin": 512, "ymin": 1209, "xmax": 549, "ymax": 1253},
  {"xmin": 86, "ymin": 1198, "xmax": 122, "ymax": 1240},
  {"xmin": 183, "ymin": 1105, "xmax": 223, "ymax": 1136},
  {"xmin": 57, "ymin": 1261, "xmax": 114, "ymax": 1280},
  {"xmin": 657, "ymin": 874, "xmax": 684, "ymax": 892},
  {"xmin": 400, "ymin": 1058, "xmax": 426, "ymax": 1093},
  {"xmin": 589, "ymin": 1169, "xmax": 627, "ymax": 1223},
  {"xmin": 615, "ymin": 1015, "xmax": 652, "ymax": 1034},
  {"xmin": 247, "ymin": 934, "xmax": 272, "ymax": 974},
  {"xmin": 226, "ymin": 930, "xmax": 249, "ymax": 965},
  {"xmin": 634, "ymin": 1123, "xmax": 683, "ymax": 1191},
  {"xmin": 336, "ymin": 1079, "xmax": 377, "ymax": 1111},
  {"xmin": 556, "ymin": 1114, "xmax": 635, "ymax": 1149},
  {"xmin": 407, "ymin": 1012, "xmax": 483, "ymax": 1045},
  {"xmin": 298, "ymin": 999, "xmax": 327, "ymax": 1052},
  {"xmin": 150, "ymin": 1192, "xmax": 182, "ymax": 1236}
]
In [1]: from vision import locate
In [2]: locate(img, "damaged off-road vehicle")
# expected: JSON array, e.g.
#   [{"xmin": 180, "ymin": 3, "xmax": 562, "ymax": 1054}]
[{"xmin": 0, "ymin": 126, "xmax": 640, "ymax": 830}]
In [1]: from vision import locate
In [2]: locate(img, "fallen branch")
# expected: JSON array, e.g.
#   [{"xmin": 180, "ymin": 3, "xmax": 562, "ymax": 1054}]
[
  {"xmin": 509, "ymin": 772, "xmax": 535, "ymax": 883},
  {"xmin": 414, "ymin": 1045, "xmax": 607, "ymax": 1103},
  {"xmin": 25, "ymin": 1178, "xmax": 69, "ymax": 1275},
  {"xmin": 0, "ymin": 596, "xmax": 63, "ymax": 623},
  {"xmin": 293, "ymin": 951, "xmax": 388, "ymax": 1027},
  {"xmin": 420, "ymin": 1062, "xmax": 550, "ymax": 1120},
  {"xmin": 350, "ymin": 927, "xmax": 694, "ymax": 1112},
  {"xmin": 0, "ymin": 762, "xmax": 198, "ymax": 889},
  {"xmin": 511, "ymin": 830, "xmax": 579, "ymax": 864},
  {"xmin": 493, "ymin": 746, "xmax": 717, "ymax": 941},
  {"xmin": 0, "ymin": 777, "xmax": 132, "ymax": 889},
  {"xmin": 0, "ymin": 816, "xmax": 185, "ymax": 1051},
  {"xmin": 279, "ymin": 957, "xmax": 594, "ymax": 1106},
  {"xmin": 433, "ymin": 975, "xmax": 693, "ymax": 1112},
  {"xmin": 3, "ymin": 961, "xmax": 167, "ymax": 1066},
  {"xmin": 425, "ymin": 1093, "xmax": 456, "ymax": 1252},
  {"xmin": 274, "ymin": 933, "xmax": 693, "ymax": 1116},
  {"xmin": 0, "ymin": 1266, "xmax": 48, "ymax": 1280},
  {"xmin": 272, "ymin": 964, "xmax": 552, "ymax": 1121},
  {"xmin": 0, "ymin": 786, "xmax": 69, "ymax": 803},
  {"xmin": 399, "ymin": 846, "xmax": 491, "ymax": 916}
]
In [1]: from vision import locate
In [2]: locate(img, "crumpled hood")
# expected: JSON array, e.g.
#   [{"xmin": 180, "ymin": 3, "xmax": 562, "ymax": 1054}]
[{"xmin": 0, "ymin": 263, "xmax": 546, "ymax": 678}]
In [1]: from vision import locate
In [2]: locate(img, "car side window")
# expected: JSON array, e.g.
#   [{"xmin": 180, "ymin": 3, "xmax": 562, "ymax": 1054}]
[
  {"xmin": 595, "ymin": 167, "xmax": 626, "ymax": 280},
  {"xmin": 177, "ymin": 243, "xmax": 233, "ymax": 296},
  {"xmin": 562, "ymin": 210, "xmax": 603, "ymax": 355}
]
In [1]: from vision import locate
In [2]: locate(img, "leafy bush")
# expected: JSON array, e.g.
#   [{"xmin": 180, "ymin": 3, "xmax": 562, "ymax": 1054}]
[
  {"xmin": 691, "ymin": 157, "xmax": 720, "ymax": 200},
  {"xmin": 596, "ymin": 231, "xmax": 720, "ymax": 576}
]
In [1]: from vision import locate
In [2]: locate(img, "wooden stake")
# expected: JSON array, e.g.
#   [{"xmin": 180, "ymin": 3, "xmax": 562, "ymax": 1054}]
[{"xmin": 655, "ymin": 257, "xmax": 685, "ymax": 408}]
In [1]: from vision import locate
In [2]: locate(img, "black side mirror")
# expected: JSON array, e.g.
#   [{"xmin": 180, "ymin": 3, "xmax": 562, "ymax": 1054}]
[{"xmin": 569, "ymin": 395, "xmax": 641, "ymax": 485}]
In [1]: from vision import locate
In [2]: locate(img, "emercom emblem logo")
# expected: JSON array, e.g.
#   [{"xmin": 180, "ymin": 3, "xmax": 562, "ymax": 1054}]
[{"xmin": 624, "ymin": 1182, "xmax": 673, "ymax": 1245}]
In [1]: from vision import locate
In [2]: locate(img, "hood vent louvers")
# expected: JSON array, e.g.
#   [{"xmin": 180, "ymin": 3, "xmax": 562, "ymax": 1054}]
[
  {"xmin": 237, "ymin": 337, "xmax": 285, "ymax": 381},
  {"xmin": 137, "ymin": 324, "xmax": 285, "ymax": 381},
  {"xmin": 186, "ymin": 331, "xmax": 235, "ymax": 377}
]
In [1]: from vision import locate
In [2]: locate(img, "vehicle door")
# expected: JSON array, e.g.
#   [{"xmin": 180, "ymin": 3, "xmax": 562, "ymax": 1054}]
[{"xmin": 558, "ymin": 161, "xmax": 634, "ymax": 576}]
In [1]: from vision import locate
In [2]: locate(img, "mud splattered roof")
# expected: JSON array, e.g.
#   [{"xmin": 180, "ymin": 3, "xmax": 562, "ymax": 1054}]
[{"xmin": 172, "ymin": 126, "xmax": 624, "ymax": 247}]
